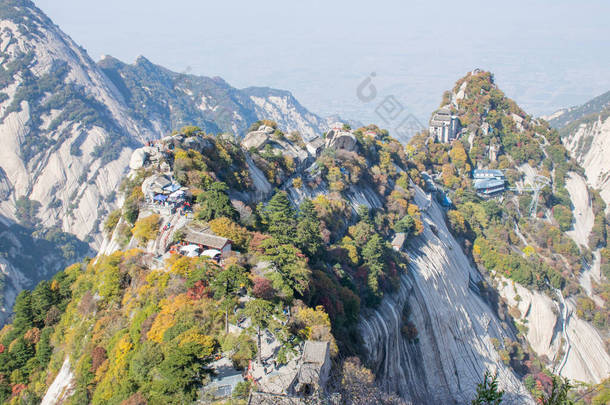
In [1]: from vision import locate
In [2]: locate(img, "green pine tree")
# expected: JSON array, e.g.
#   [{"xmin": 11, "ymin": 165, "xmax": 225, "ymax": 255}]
[
  {"xmin": 261, "ymin": 237, "xmax": 311, "ymax": 301},
  {"xmin": 196, "ymin": 182, "xmax": 237, "ymax": 221},
  {"xmin": 394, "ymin": 215, "xmax": 415, "ymax": 235},
  {"xmin": 472, "ymin": 371, "xmax": 504, "ymax": 405},
  {"xmin": 538, "ymin": 375, "xmax": 573, "ymax": 405},
  {"xmin": 9, "ymin": 291, "xmax": 33, "ymax": 338},
  {"xmin": 31, "ymin": 281, "xmax": 55, "ymax": 327},
  {"xmin": 243, "ymin": 299, "xmax": 277, "ymax": 365},
  {"xmin": 362, "ymin": 234, "xmax": 385, "ymax": 302},
  {"xmin": 262, "ymin": 191, "xmax": 297, "ymax": 244},
  {"xmin": 296, "ymin": 199, "xmax": 324, "ymax": 260},
  {"xmin": 210, "ymin": 264, "xmax": 250, "ymax": 334}
]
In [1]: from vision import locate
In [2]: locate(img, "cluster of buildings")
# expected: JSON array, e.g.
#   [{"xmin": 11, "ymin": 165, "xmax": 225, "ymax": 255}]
[
  {"xmin": 129, "ymin": 133, "xmax": 235, "ymax": 263},
  {"xmin": 141, "ymin": 174, "xmax": 192, "ymax": 214},
  {"xmin": 473, "ymin": 169, "xmax": 506, "ymax": 196},
  {"xmin": 245, "ymin": 341, "xmax": 331, "ymax": 404},
  {"xmin": 429, "ymin": 107, "xmax": 460, "ymax": 143}
]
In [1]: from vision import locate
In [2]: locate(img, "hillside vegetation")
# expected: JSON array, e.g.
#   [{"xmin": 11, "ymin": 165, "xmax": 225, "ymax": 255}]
[
  {"xmin": 0, "ymin": 71, "xmax": 609, "ymax": 404},
  {"xmin": 0, "ymin": 122, "xmax": 419, "ymax": 404}
]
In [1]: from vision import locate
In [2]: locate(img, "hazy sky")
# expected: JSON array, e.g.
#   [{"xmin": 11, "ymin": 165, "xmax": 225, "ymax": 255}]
[{"xmin": 35, "ymin": 0, "xmax": 610, "ymax": 126}]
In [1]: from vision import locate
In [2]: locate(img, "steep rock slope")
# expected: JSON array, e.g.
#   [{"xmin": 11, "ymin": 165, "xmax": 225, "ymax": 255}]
[
  {"xmin": 498, "ymin": 279, "xmax": 610, "ymax": 384},
  {"xmin": 555, "ymin": 97, "xmax": 610, "ymax": 206},
  {"xmin": 0, "ymin": 0, "xmax": 143, "ymax": 321},
  {"xmin": 360, "ymin": 188, "xmax": 532, "ymax": 404},
  {"xmin": 408, "ymin": 70, "xmax": 610, "ymax": 391},
  {"xmin": 0, "ymin": 0, "xmax": 144, "ymax": 238}
]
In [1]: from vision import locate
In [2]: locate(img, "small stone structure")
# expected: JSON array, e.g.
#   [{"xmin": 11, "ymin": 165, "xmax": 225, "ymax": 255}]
[
  {"xmin": 325, "ymin": 127, "xmax": 357, "ymax": 152},
  {"xmin": 305, "ymin": 136, "xmax": 325, "ymax": 156},
  {"xmin": 293, "ymin": 341, "xmax": 331, "ymax": 395}
]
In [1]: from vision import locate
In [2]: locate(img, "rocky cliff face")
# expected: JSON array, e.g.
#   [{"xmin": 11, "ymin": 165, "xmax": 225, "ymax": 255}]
[
  {"xmin": 0, "ymin": 0, "xmax": 326, "ymax": 321},
  {"xmin": 560, "ymin": 113, "xmax": 610, "ymax": 207},
  {"xmin": 0, "ymin": 1, "xmax": 143, "ymax": 240},
  {"xmin": 549, "ymin": 91, "xmax": 610, "ymax": 206},
  {"xmin": 0, "ymin": 0, "xmax": 141, "ymax": 321},
  {"xmin": 497, "ymin": 277, "xmax": 610, "ymax": 384},
  {"xmin": 359, "ymin": 187, "xmax": 533, "ymax": 404}
]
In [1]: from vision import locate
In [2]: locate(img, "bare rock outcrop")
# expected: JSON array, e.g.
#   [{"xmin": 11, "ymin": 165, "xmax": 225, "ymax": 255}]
[
  {"xmin": 0, "ymin": 167, "xmax": 12, "ymax": 201},
  {"xmin": 562, "ymin": 115, "xmax": 610, "ymax": 206},
  {"xmin": 497, "ymin": 277, "xmax": 610, "ymax": 384},
  {"xmin": 359, "ymin": 187, "xmax": 533, "ymax": 404}
]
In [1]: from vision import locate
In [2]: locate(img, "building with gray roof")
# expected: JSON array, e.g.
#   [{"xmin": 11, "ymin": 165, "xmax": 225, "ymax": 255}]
[
  {"xmin": 391, "ymin": 233, "xmax": 407, "ymax": 251},
  {"xmin": 473, "ymin": 169, "xmax": 505, "ymax": 180},
  {"xmin": 429, "ymin": 107, "xmax": 460, "ymax": 143}
]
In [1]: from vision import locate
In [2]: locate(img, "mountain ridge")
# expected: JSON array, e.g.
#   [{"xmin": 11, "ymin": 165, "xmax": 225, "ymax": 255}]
[
  {"xmin": 547, "ymin": 90, "xmax": 610, "ymax": 130},
  {"xmin": 0, "ymin": 0, "xmax": 327, "ymax": 323},
  {"xmin": 5, "ymin": 70, "xmax": 610, "ymax": 404},
  {"xmin": 0, "ymin": 1, "xmax": 608, "ymax": 403}
]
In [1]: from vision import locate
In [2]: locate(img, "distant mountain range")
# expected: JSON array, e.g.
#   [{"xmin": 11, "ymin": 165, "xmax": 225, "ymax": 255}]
[
  {"xmin": 547, "ymin": 90, "xmax": 610, "ymax": 130},
  {"xmin": 97, "ymin": 55, "xmax": 327, "ymax": 140}
]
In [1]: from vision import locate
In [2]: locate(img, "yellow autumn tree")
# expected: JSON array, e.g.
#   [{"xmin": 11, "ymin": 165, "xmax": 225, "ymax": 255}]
[
  {"xmin": 407, "ymin": 203, "xmax": 424, "ymax": 235},
  {"xmin": 341, "ymin": 236, "xmax": 360, "ymax": 265},
  {"xmin": 293, "ymin": 306, "xmax": 338, "ymax": 356},
  {"xmin": 169, "ymin": 256, "xmax": 199, "ymax": 278},
  {"xmin": 447, "ymin": 210, "xmax": 467, "ymax": 235},
  {"xmin": 379, "ymin": 150, "xmax": 396, "ymax": 176},
  {"xmin": 441, "ymin": 163, "xmax": 460, "ymax": 188},
  {"xmin": 209, "ymin": 216, "xmax": 251, "ymax": 251},
  {"xmin": 178, "ymin": 328, "xmax": 216, "ymax": 360},
  {"xmin": 449, "ymin": 140, "xmax": 468, "ymax": 171},
  {"xmin": 132, "ymin": 214, "xmax": 160, "ymax": 245},
  {"xmin": 147, "ymin": 294, "xmax": 192, "ymax": 343},
  {"xmin": 92, "ymin": 334, "xmax": 133, "ymax": 403},
  {"xmin": 328, "ymin": 166, "xmax": 345, "ymax": 192}
]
